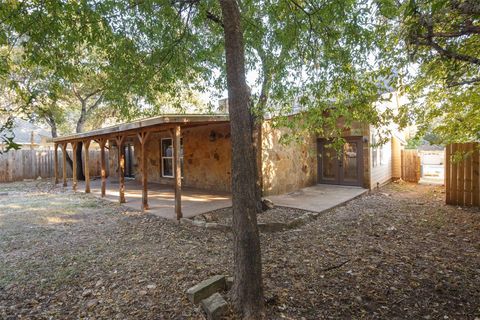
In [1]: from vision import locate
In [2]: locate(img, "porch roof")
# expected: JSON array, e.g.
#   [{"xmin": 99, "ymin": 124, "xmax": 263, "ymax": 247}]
[{"xmin": 52, "ymin": 114, "xmax": 230, "ymax": 143}]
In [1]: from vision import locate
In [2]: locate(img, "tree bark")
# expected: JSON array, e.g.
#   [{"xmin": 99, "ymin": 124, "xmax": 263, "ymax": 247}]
[
  {"xmin": 218, "ymin": 0, "xmax": 264, "ymax": 318},
  {"xmin": 75, "ymin": 141, "xmax": 85, "ymax": 180},
  {"xmin": 45, "ymin": 113, "xmax": 74, "ymax": 170},
  {"xmin": 74, "ymin": 101, "xmax": 88, "ymax": 180}
]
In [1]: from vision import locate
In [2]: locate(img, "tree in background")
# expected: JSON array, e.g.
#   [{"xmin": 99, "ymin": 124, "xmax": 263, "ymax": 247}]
[{"xmin": 379, "ymin": 0, "xmax": 480, "ymax": 143}]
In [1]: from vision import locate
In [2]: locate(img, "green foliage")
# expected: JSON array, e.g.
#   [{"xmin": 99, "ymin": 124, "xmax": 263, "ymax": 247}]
[
  {"xmin": 379, "ymin": 0, "xmax": 480, "ymax": 144},
  {"xmin": 242, "ymin": 0, "xmax": 397, "ymax": 147},
  {"xmin": 0, "ymin": 116, "xmax": 20, "ymax": 153},
  {"xmin": 405, "ymin": 136, "xmax": 421, "ymax": 149},
  {"xmin": 1, "ymin": 0, "xmax": 396, "ymax": 145}
]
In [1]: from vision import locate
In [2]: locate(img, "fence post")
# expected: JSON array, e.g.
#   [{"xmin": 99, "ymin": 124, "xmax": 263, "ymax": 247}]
[
  {"xmin": 445, "ymin": 144, "xmax": 451, "ymax": 204},
  {"xmin": 473, "ymin": 143, "xmax": 479, "ymax": 207}
]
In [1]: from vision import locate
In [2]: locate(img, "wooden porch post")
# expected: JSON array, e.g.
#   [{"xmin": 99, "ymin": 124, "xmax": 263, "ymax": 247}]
[
  {"xmin": 84, "ymin": 139, "xmax": 91, "ymax": 193},
  {"xmin": 98, "ymin": 138, "xmax": 107, "ymax": 197},
  {"xmin": 137, "ymin": 131, "xmax": 151, "ymax": 211},
  {"xmin": 72, "ymin": 142, "xmax": 78, "ymax": 191},
  {"xmin": 116, "ymin": 135, "xmax": 126, "ymax": 203},
  {"xmin": 54, "ymin": 143, "xmax": 59, "ymax": 184},
  {"xmin": 173, "ymin": 125, "xmax": 182, "ymax": 219},
  {"xmin": 61, "ymin": 143, "xmax": 68, "ymax": 187}
]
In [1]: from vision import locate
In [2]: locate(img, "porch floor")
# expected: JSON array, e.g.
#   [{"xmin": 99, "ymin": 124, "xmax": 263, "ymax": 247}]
[
  {"xmin": 267, "ymin": 184, "xmax": 368, "ymax": 213},
  {"xmin": 73, "ymin": 179, "xmax": 232, "ymax": 219}
]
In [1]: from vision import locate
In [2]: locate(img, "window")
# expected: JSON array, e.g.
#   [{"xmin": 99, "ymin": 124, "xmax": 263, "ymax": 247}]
[
  {"xmin": 161, "ymin": 138, "xmax": 183, "ymax": 178},
  {"xmin": 371, "ymin": 134, "xmax": 378, "ymax": 167}
]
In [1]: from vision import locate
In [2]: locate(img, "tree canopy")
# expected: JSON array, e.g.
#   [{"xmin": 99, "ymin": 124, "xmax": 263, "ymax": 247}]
[
  {"xmin": 1, "ymin": 0, "xmax": 394, "ymax": 138},
  {"xmin": 379, "ymin": 0, "xmax": 480, "ymax": 143}
]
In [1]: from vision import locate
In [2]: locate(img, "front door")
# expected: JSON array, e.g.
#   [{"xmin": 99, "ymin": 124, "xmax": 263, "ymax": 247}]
[{"xmin": 317, "ymin": 137, "xmax": 364, "ymax": 186}]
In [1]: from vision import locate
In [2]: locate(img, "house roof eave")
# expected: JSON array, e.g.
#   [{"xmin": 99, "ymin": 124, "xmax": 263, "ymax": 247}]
[{"xmin": 51, "ymin": 114, "xmax": 230, "ymax": 144}]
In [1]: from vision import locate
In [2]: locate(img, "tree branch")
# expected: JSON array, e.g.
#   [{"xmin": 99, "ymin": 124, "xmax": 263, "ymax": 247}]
[
  {"xmin": 412, "ymin": 16, "xmax": 480, "ymax": 65},
  {"xmin": 84, "ymin": 88, "xmax": 104, "ymax": 100},
  {"xmin": 72, "ymin": 85, "xmax": 84, "ymax": 103},
  {"xmin": 321, "ymin": 259, "xmax": 351, "ymax": 272},
  {"xmin": 206, "ymin": 10, "xmax": 224, "ymax": 28},
  {"xmin": 86, "ymin": 93, "xmax": 104, "ymax": 114},
  {"xmin": 447, "ymin": 77, "xmax": 480, "ymax": 87},
  {"xmin": 427, "ymin": 38, "xmax": 480, "ymax": 65}
]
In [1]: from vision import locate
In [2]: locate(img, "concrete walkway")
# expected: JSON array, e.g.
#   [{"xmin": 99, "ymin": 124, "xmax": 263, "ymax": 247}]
[
  {"xmin": 267, "ymin": 184, "xmax": 368, "ymax": 213},
  {"xmin": 73, "ymin": 179, "xmax": 231, "ymax": 219}
]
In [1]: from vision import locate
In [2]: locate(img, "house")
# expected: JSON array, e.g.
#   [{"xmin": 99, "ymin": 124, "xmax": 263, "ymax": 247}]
[
  {"xmin": 0, "ymin": 118, "xmax": 53, "ymax": 152},
  {"xmin": 52, "ymin": 102, "xmax": 405, "ymax": 217}
]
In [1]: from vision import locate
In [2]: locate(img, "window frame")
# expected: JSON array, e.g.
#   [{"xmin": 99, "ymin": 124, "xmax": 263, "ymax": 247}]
[{"xmin": 161, "ymin": 137, "xmax": 184, "ymax": 178}]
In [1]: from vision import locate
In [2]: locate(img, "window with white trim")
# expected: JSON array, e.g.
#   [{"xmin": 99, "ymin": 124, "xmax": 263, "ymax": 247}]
[{"xmin": 161, "ymin": 138, "xmax": 183, "ymax": 178}]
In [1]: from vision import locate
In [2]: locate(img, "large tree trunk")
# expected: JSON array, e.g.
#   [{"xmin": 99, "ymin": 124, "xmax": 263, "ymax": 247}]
[
  {"xmin": 219, "ymin": 0, "xmax": 264, "ymax": 318},
  {"xmin": 46, "ymin": 114, "xmax": 73, "ymax": 169},
  {"xmin": 75, "ymin": 141, "xmax": 85, "ymax": 180},
  {"xmin": 75, "ymin": 106, "xmax": 87, "ymax": 180}
]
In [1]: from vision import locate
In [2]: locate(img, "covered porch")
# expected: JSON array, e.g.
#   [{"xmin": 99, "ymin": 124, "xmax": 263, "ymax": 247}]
[
  {"xmin": 52, "ymin": 114, "xmax": 231, "ymax": 220},
  {"xmin": 74, "ymin": 179, "xmax": 231, "ymax": 219}
]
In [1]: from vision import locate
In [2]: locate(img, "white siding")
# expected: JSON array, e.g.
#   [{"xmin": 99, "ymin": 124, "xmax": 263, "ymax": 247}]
[{"xmin": 370, "ymin": 134, "xmax": 393, "ymax": 189}]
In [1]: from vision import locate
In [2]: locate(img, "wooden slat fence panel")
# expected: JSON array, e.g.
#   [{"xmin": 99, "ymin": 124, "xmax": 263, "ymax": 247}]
[
  {"xmin": 401, "ymin": 149, "xmax": 421, "ymax": 183},
  {"xmin": 445, "ymin": 142, "xmax": 480, "ymax": 207},
  {"xmin": 0, "ymin": 149, "xmax": 109, "ymax": 183}
]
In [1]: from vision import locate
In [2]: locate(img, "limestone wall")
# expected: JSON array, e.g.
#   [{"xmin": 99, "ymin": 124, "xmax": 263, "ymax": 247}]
[
  {"xmin": 182, "ymin": 123, "xmax": 231, "ymax": 192},
  {"xmin": 261, "ymin": 118, "xmax": 371, "ymax": 195},
  {"xmin": 261, "ymin": 121, "xmax": 318, "ymax": 196},
  {"xmin": 118, "ymin": 123, "xmax": 232, "ymax": 192}
]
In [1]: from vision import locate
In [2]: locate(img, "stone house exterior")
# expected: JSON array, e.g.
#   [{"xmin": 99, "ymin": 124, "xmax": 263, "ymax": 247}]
[
  {"xmin": 109, "ymin": 122, "xmax": 232, "ymax": 192},
  {"xmin": 105, "ymin": 114, "xmax": 403, "ymax": 196}
]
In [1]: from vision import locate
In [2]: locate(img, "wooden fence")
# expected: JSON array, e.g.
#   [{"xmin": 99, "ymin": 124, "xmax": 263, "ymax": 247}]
[
  {"xmin": 445, "ymin": 143, "xmax": 480, "ymax": 207},
  {"xmin": 0, "ymin": 149, "xmax": 109, "ymax": 183},
  {"xmin": 401, "ymin": 149, "xmax": 421, "ymax": 183}
]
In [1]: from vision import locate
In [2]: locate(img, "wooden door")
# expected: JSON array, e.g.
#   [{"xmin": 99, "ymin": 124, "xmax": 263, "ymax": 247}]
[{"xmin": 318, "ymin": 137, "xmax": 364, "ymax": 186}]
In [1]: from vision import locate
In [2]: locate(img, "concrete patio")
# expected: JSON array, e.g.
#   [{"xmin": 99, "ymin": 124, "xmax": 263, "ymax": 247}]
[
  {"xmin": 73, "ymin": 179, "xmax": 232, "ymax": 219},
  {"xmin": 70, "ymin": 180, "xmax": 367, "ymax": 219},
  {"xmin": 267, "ymin": 184, "xmax": 368, "ymax": 213}
]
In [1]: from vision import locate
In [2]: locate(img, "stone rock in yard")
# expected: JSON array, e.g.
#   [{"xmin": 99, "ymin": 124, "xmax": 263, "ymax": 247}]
[
  {"xmin": 186, "ymin": 275, "xmax": 226, "ymax": 304},
  {"xmin": 205, "ymin": 222, "xmax": 219, "ymax": 229},
  {"xmin": 226, "ymin": 277, "xmax": 233, "ymax": 291},
  {"xmin": 201, "ymin": 292, "xmax": 228, "ymax": 320},
  {"xmin": 203, "ymin": 212, "xmax": 217, "ymax": 222},
  {"xmin": 193, "ymin": 214, "xmax": 206, "ymax": 222},
  {"xmin": 261, "ymin": 198, "xmax": 275, "ymax": 211},
  {"xmin": 192, "ymin": 220, "xmax": 206, "ymax": 227},
  {"xmin": 179, "ymin": 218, "xmax": 194, "ymax": 225}
]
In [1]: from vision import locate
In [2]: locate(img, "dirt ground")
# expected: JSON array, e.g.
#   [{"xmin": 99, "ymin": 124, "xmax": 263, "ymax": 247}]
[{"xmin": 0, "ymin": 180, "xmax": 479, "ymax": 319}]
